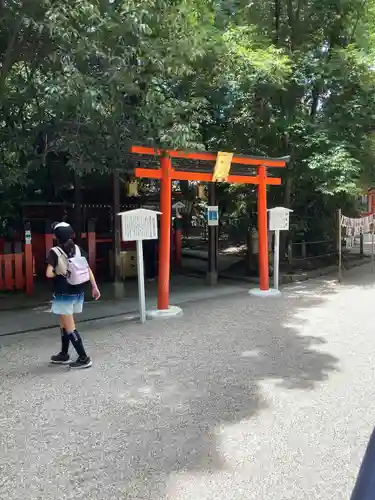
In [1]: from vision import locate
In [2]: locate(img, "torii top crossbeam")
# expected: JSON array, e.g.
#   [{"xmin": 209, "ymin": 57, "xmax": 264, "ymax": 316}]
[
  {"xmin": 130, "ymin": 145, "xmax": 289, "ymax": 310},
  {"xmin": 131, "ymin": 146, "xmax": 288, "ymax": 185}
]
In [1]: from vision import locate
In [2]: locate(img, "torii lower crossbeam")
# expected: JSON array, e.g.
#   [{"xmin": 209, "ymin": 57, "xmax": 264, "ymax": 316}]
[{"xmin": 130, "ymin": 145, "xmax": 288, "ymax": 310}]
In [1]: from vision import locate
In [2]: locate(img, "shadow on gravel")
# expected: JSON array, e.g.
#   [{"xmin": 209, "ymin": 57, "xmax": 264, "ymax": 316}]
[{"xmin": 0, "ymin": 276, "xmax": 346, "ymax": 500}]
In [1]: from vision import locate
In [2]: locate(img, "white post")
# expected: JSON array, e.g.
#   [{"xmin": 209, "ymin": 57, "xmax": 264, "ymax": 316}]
[
  {"xmin": 338, "ymin": 208, "xmax": 342, "ymax": 283},
  {"xmin": 136, "ymin": 239, "xmax": 146, "ymax": 324},
  {"xmin": 273, "ymin": 229, "xmax": 280, "ymax": 290}
]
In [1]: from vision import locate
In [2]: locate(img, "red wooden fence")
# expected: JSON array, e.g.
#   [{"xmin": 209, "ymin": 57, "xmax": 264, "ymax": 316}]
[
  {"xmin": 0, "ymin": 253, "xmax": 25, "ymax": 291},
  {"xmin": 0, "ymin": 238, "xmax": 34, "ymax": 295}
]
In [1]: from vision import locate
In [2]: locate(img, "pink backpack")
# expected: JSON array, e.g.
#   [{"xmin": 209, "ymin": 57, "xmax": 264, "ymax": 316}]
[{"xmin": 52, "ymin": 245, "xmax": 90, "ymax": 285}]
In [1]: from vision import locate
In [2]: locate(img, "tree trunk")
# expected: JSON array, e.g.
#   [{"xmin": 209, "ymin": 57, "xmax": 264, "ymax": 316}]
[
  {"xmin": 73, "ymin": 169, "xmax": 82, "ymax": 245},
  {"xmin": 283, "ymin": 174, "xmax": 293, "ymax": 209},
  {"xmin": 280, "ymin": 172, "xmax": 293, "ymax": 258},
  {"xmin": 0, "ymin": 15, "xmax": 24, "ymax": 96},
  {"xmin": 113, "ymin": 169, "xmax": 122, "ymax": 294},
  {"xmin": 274, "ymin": 0, "xmax": 281, "ymax": 45},
  {"xmin": 287, "ymin": 0, "xmax": 295, "ymax": 51}
]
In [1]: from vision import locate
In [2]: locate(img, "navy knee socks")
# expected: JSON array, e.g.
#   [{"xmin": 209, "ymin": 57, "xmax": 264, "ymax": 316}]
[
  {"xmin": 68, "ymin": 330, "xmax": 88, "ymax": 359},
  {"xmin": 61, "ymin": 328, "xmax": 70, "ymax": 355}
]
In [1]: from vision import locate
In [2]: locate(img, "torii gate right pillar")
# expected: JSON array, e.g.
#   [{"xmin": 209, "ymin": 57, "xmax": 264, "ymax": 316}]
[{"xmin": 257, "ymin": 165, "xmax": 269, "ymax": 291}]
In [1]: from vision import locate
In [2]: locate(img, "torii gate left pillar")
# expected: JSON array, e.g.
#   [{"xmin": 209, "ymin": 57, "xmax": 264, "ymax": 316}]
[{"xmin": 131, "ymin": 146, "xmax": 288, "ymax": 315}]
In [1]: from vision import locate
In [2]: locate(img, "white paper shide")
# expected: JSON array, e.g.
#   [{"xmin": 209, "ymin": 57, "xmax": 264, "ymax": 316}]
[{"xmin": 340, "ymin": 214, "xmax": 374, "ymax": 236}]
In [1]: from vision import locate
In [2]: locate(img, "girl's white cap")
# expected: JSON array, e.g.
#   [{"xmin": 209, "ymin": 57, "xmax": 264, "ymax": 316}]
[{"xmin": 53, "ymin": 222, "xmax": 71, "ymax": 230}]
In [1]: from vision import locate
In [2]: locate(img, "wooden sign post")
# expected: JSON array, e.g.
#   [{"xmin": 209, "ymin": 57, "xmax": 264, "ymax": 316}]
[
  {"xmin": 118, "ymin": 208, "xmax": 161, "ymax": 323},
  {"xmin": 268, "ymin": 207, "xmax": 293, "ymax": 293}
]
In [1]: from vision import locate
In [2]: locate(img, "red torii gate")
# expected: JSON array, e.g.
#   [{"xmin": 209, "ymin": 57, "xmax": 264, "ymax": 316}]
[{"xmin": 131, "ymin": 145, "xmax": 289, "ymax": 311}]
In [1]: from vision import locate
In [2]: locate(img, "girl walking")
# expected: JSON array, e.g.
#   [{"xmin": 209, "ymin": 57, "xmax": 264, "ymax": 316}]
[{"xmin": 46, "ymin": 222, "xmax": 100, "ymax": 369}]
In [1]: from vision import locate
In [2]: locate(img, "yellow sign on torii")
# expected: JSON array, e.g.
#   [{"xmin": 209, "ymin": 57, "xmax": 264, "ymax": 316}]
[{"xmin": 212, "ymin": 151, "xmax": 233, "ymax": 182}]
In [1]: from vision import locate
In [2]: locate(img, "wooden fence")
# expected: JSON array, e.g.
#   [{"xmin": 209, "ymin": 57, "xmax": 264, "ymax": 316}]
[{"xmin": 0, "ymin": 237, "xmax": 34, "ymax": 295}]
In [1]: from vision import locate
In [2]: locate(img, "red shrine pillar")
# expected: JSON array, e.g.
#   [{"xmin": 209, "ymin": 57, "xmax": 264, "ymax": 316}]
[
  {"xmin": 158, "ymin": 154, "xmax": 172, "ymax": 310},
  {"xmin": 87, "ymin": 219, "xmax": 96, "ymax": 275},
  {"xmin": 368, "ymin": 188, "xmax": 375, "ymax": 214},
  {"xmin": 257, "ymin": 165, "xmax": 269, "ymax": 291}
]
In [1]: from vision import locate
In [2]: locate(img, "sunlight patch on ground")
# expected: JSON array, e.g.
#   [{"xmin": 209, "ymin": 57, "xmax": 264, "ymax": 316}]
[
  {"xmin": 165, "ymin": 410, "xmax": 279, "ymax": 500},
  {"xmin": 240, "ymin": 350, "xmax": 260, "ymax": 358},
  {"xmin": 222, "ymin": 245, "xmax": 247, "ymax": 255}
]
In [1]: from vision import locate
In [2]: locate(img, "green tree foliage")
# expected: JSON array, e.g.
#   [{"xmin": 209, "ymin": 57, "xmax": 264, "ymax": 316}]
[{"xmin": 207, "ymin": 0, "xmax": 375, "ymax": 199}]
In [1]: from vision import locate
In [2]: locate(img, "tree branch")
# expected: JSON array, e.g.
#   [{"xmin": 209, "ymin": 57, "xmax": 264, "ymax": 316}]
[
  {"xmin": 349, "ymin": 0, "xmax": 368, "ymax": 44},
  {"xmin": 0, "ymin": 14, "xmax": 25, "ymax": 96},
  {"xmin": 287, "ymin": 0, "xmax": 295, "ymax": 52}
]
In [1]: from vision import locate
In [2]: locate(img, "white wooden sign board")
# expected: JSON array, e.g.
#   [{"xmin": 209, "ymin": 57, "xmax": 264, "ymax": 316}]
[
  {"xmin": 172, "ymin": 202, "xmax": 186, "ymax": 216},
  {"xmin": 172, "ymin": 202, "xmax": 186, "ymax": 210},
  {"xmin": 118, "ymin": 208, "xmax": 161, "ymax": 241},
  {"xmin": 269, "ymin": 207, "xmax": 292, "ymax": 231}
]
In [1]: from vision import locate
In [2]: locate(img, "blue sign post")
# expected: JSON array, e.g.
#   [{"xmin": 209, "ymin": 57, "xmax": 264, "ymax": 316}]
[{"xmin": 207, "ymin": 206, "xmax": 219, "ymax": 226}]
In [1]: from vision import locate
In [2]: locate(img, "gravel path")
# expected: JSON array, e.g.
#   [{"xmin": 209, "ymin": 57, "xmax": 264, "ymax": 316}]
[{"xmin": 0, "ymin": 266, "xmax": 374, "ymax": 499}]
